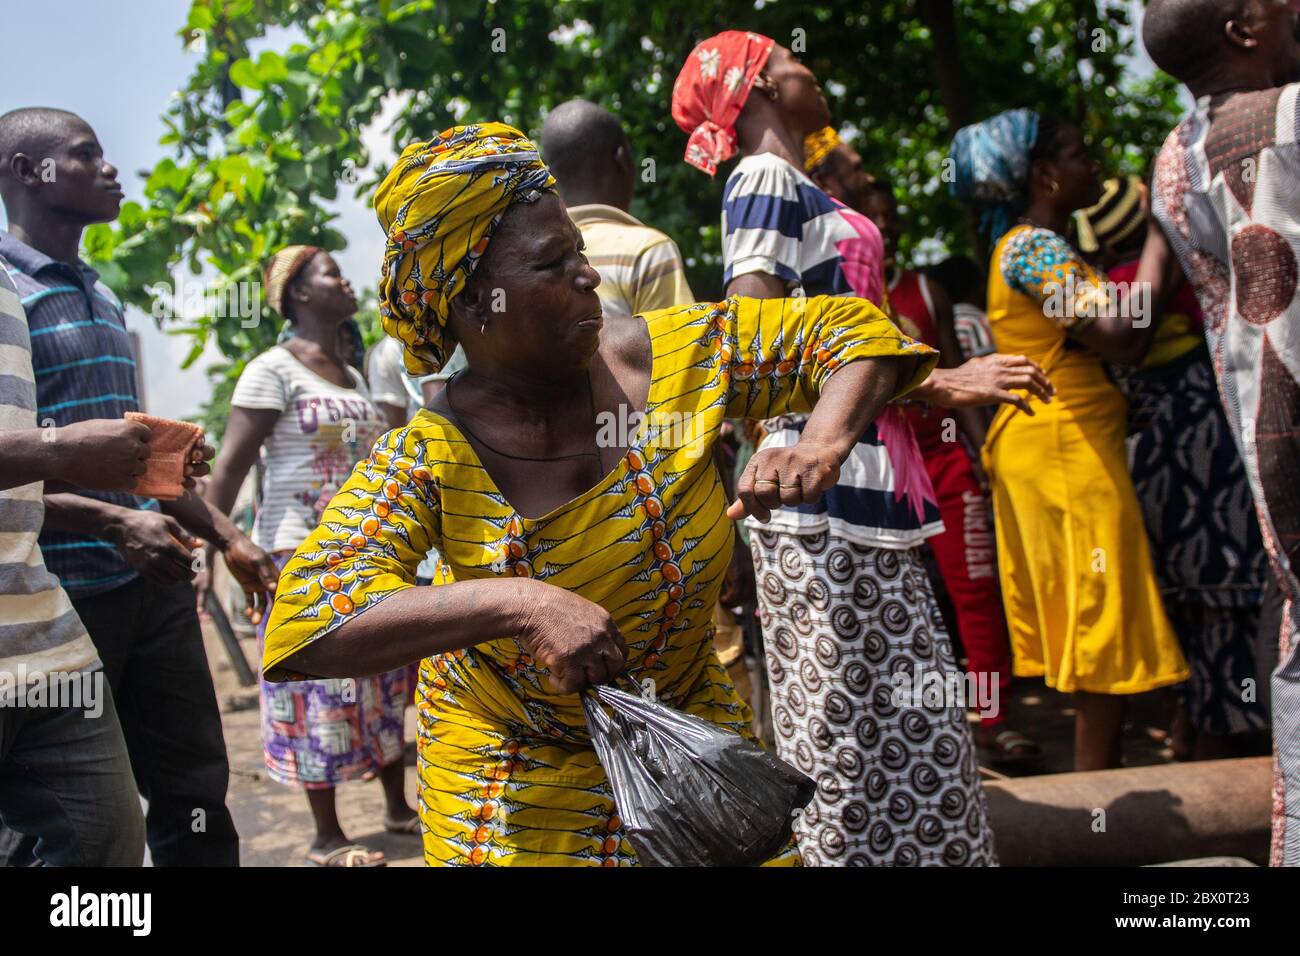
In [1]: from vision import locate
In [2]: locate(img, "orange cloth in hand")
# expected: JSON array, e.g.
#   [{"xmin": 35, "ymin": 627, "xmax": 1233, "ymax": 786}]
[{"xmin": 124, "ymin": 412, "xmax": 204, "ymax": 500}]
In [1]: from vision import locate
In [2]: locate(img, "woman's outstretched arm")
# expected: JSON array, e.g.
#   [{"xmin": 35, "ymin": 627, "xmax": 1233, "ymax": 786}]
[{"xmin": 285, "ymin": 576, "xmax": 627, "ymax": 695}]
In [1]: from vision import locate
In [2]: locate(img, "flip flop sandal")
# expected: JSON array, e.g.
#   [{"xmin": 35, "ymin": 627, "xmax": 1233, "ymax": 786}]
[
  {"xmin": 384, "ymin": 815, "xmax": 423, "ymax": 835},
  {"xmin": 979, "ymin": 728, "xmax": 1042, "ymax": 766},
  {"xmin": 307, "ymin": 844, "xmax": 388, "ymax": 867}
]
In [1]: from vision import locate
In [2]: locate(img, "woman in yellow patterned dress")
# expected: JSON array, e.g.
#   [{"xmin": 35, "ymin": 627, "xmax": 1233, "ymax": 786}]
[
  {"xmin": 951, "ymin": 111, "xmax": 1187, "ymax": 770},
  {"xmin": 261, "ymin": 123, "xmax": 936, "ymax": 866}
]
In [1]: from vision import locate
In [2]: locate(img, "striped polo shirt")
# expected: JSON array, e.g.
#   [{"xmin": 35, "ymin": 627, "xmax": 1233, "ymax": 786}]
[
  {"xmin": 0, "ymin": 230, "xmax": 158, "ymax": 599},
  {"xmin": 0, "ymin": 262, "xmax": 100, "ymax": 699},
  {"xmin": 722, "ymin": 152, "xmax": 884, "ymax": 306},
  {"xmin": 721, "ymin": 153, "xmax": 941, "ymax": 548},
  {"xmin": 566, "ymin": 204, "xmax": 696, "ymax": 318}
]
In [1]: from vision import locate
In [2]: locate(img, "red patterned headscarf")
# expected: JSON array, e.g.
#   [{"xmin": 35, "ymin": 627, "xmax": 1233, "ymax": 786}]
[{"xmin": 671, "ymin": 31, "xmax": 775, "ymax": 176}]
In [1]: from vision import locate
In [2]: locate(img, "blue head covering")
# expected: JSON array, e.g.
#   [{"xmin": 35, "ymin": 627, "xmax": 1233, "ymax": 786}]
[{"xmin": 949, "ymin": 109, "xmax": 1041, "ymax": 248}]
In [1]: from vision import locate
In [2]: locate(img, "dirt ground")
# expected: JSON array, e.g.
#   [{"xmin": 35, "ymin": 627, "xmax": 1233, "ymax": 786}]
[{"xmin": 203, "ymin": 620, "xmax": 425, "ymax": 867}]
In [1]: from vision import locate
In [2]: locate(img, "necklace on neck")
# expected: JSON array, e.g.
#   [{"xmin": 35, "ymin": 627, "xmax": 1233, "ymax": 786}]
[{"xmin": 446, "ymin": 370, "xmax": 602, "ymax": 464}]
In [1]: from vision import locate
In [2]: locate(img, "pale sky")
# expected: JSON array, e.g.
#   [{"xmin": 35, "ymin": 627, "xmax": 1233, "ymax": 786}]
[
  {"xmin": 0, "ymin": 0, "xmax": 396, "ymax": 419},
  {"xmin": 0, "ymin": 0, "xmax": 1177, "ymax": 419}
]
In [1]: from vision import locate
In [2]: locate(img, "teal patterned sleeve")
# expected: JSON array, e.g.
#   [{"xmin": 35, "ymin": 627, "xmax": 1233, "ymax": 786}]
[{"xmin": 999, "ymin": 227, "xmax": 1103, "ymax": 331}]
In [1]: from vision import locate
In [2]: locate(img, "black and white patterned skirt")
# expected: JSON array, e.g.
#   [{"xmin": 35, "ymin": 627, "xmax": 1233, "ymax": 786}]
[{"xmin": 751, "ymin": 528, "xmax": 997, "ymax": 866}]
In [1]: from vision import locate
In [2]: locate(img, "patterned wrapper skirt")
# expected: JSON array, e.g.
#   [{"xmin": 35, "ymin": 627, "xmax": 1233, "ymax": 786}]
[
  {"xmin": 750, "ymin": 529, "xmax": 997, "ymax": 866},
  {"xmin": 1118, "ymin": 346, "xmax": 1270, "ymax": 736},
  {"xmin": 258, "ymin": 552, "xmax": 414, "ymax": 789}
]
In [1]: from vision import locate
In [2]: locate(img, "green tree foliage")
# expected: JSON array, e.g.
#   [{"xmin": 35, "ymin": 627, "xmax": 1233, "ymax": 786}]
[{"xmin": 85, "ymin": 0, "xmax": 1180, "ymax": 440}]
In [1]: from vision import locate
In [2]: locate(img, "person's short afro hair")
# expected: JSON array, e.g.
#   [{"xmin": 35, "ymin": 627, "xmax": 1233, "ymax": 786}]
[
  {"xmin": 1143, "ymin": 0, "xmax": 1248, "ymax": 84},
  {"xmin": 0, "ymin": 107, "xmax": 86, "ymax": 172}
]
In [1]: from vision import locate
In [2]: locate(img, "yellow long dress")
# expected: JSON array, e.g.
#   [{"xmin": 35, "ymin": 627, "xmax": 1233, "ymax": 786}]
[
  {"xmin": 982, "ymin": 225, "xmax": 1187, "ymax": 694},
  {"xmin": 262, "ymin": 295, "xmax": 936, "ymax": 866}
]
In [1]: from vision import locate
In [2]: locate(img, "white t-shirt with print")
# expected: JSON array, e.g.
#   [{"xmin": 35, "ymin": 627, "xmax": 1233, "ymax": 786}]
[{"xmin": 231, "ymin": 346, "xmax": 385, "ymax": 553}]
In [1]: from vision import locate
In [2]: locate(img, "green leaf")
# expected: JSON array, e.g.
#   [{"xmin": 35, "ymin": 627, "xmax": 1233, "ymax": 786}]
[
  {"xmin": 82, "ymin": 223, "xmax": 116, "ymax": 259},
  {"xmin": 176, "ymin": 210, "xmax": 212, "ymax": 229},
  {"xmin": 94, "ymin": 260, "xmax": 130, "ymax": 297},
  {"xmin": 307, "ymin": 42, "xmax": 343, "ymax": 76},
  {"xmin": 182, "ymin": 336, "xmax": 209, "ymax": 369},
  {"xmin": 117, "ymin": 201, "xmax": 146, "ymax": 230},
  {"xmin": 245, "ymin": 166, "xmax": 266, "ymax": 203},
  {"xmin": 228, "ymin": 58, "xmax": 263, "ymax": 90},
  {"xmin": 145, "ymin": 158, "xmax": 189, "ymax": 195},
  {"xmin": 232, "ymin": 117, "xmax": 261, "ymax": 148},
  {"xmin": 256, "ymin": 50, "xmax": 288, "ymax": 83},
  {"xmin": 186, "ymin": 4, "xmax": 214, "ymax": 31},
  {"xmin": 281, "ymin": 162, "xmax": 309, "ymax": 191},
  {"xmin": 217, "ymin": 154, "xmax": 250, "ymax": 182}
]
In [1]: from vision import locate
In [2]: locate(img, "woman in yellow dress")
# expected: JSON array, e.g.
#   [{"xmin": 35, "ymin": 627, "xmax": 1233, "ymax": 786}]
[
  {"xmin": 951, "ymin": 110, "xmax": 1187, "ymax": 770},
  {"xmin": 260, "ymin": 123, "xmax": 936, "ymax": 865}
]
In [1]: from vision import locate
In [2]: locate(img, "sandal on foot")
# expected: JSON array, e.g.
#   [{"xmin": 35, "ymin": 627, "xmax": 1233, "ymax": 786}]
[
  {"xmin": 976, "ymin": 727, "xmax": 1042, "ymax": 766},
  {"xmin": 383, "ymin": 815, "xmax": 422, "ymax": 836},
  {"xmin": 307, "ymin": 844, "xmax": 387, "ymax": 867}
]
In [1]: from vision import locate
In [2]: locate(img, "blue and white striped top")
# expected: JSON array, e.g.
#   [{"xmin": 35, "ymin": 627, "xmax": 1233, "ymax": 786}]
[
  {"xmin": 721, "ymin": 154, "xmax": 942, "ymax": 548},
  {"xmin": 0, "ymin": 230, "xmax": 159, "ymax": 598}
]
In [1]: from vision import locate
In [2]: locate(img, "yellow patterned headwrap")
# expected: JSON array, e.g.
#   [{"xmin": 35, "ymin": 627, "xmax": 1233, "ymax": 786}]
[
  {"xmin": 374, "ymin": 122, "xmax": 556, "ymax": 375},
  {"xmin": 803, "ymin": 126, "xmax": 843, "ymax": 173}
]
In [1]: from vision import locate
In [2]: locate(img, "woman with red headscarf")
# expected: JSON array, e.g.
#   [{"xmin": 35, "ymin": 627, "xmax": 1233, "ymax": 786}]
[{"xmin": 672, "ymin": 30, "xmax": 1050, "ymax": 866}]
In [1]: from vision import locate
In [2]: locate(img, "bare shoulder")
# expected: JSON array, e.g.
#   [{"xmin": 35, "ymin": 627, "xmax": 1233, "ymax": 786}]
[{"xmin": 600, "ymin": 312, "xmax": 653, "ymax": 382}]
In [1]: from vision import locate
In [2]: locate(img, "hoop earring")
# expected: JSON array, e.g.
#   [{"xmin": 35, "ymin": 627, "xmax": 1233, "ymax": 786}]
[
  {"xmin": 1049, "ymin": 180, "xmax": 1060, "ymax": 196},
  {"xmin": 480, "ymin": 315, "xmax": 489, "ymax": 335}
]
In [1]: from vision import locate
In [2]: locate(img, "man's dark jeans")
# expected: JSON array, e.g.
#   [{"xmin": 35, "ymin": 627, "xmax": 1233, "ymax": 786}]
[
  {"xmin": 0, "ymin": 677, "xmax": 145, "ymax": 865},
  {"xmin": 86, "ymin": 576, "xmax": 239, "ymax": 865},
  {"xmin": 3, "ymin": 577, "xmax": 241, "ymax": 866}
]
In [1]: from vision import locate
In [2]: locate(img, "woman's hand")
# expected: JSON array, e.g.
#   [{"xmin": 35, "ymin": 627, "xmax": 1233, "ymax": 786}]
[
  {"xmin": 727, "ymin": 441, "xmax": 841, "ymax": 523},
  {"xmin": 515, "ymin": 582, "xmax": 628, "ymax": 694},
  {"xmin": 221, "ymin": 534, "xmax": 281, "ymax": 625},
  {"xmin": 914, "ymin": 354, "xmax": 1054, "ymax": 414}
]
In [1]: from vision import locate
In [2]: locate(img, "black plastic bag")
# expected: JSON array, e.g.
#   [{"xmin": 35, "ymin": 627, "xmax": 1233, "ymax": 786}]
[{"xmin": 581, "ymin": 684, "xmax": 815, "ymax": 866}]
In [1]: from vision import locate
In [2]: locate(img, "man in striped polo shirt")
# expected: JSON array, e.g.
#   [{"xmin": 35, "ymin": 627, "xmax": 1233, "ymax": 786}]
[
  {"xmin": 0, "ymin": 260, "xmax": 146, "ymax": 865},
  {"xmin": 0, "ymin": 107, "xmax": 279, "ymax": 866},
  {"xmin": 540, "ymin": 101, "xmax": 697, "ymax": 335}
]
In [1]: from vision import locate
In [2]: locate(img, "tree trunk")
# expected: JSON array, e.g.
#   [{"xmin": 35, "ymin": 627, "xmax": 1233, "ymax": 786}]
[
  {"xmin": 916, "ymin": 0, "xmax": 985, "ymax": 262},
  {"xmin": 214, "ymin": 18, "xmax": 241, "ymax": 135},
  {"xmin": 918, "ymin": 0, "xmax": 974, "ymax": 132}
]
